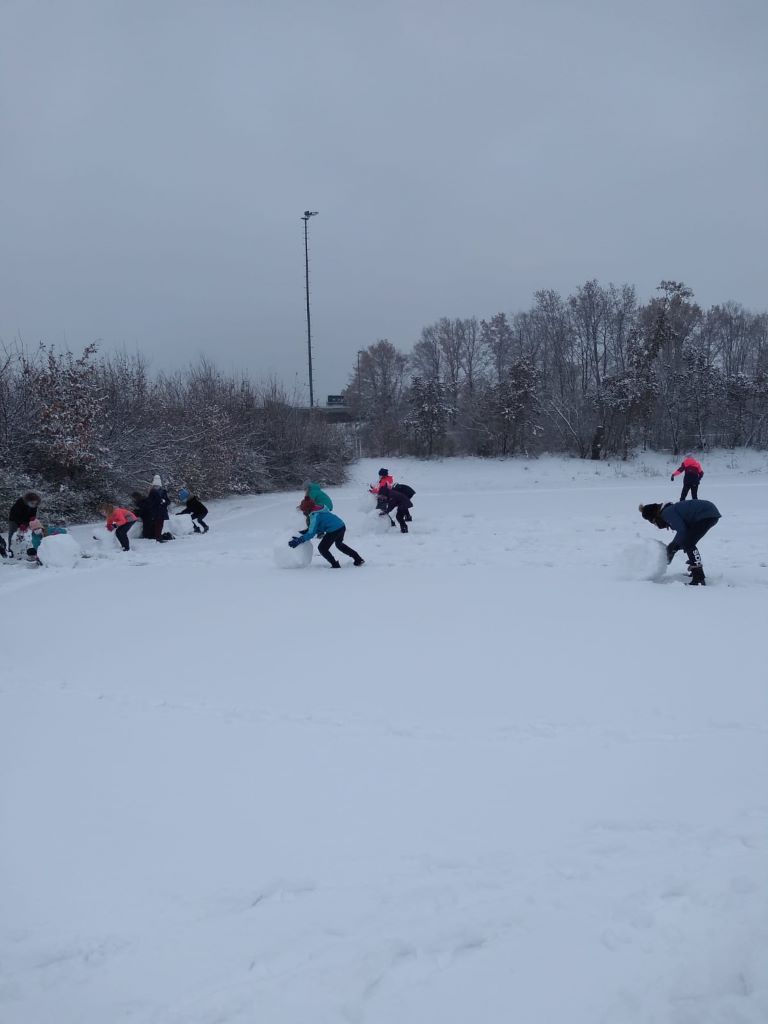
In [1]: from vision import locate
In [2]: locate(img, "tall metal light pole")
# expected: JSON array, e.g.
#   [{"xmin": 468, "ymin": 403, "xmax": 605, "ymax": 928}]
[
  {"xmin": 356, "ymin": 349, "xmax": 365, "ymax": 458},
  {"xmin": 301, "ymin": 210, "xmax": 318, "ymax": 408}
]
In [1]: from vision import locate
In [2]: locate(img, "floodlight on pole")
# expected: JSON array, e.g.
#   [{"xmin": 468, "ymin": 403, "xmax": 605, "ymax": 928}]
[{"xmin": 301, "ymin": 210, "xmax": 319, "ymax": 408}]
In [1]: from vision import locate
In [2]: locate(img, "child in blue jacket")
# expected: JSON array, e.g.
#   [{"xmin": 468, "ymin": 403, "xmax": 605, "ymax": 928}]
[{"xmin": 289, "ymin": 505, "xmax": 364, "ymax": 568}]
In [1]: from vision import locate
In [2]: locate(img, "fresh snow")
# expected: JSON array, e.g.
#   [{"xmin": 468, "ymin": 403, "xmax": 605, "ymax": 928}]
[{"xmin": 1, "ymin": 452, "xmax": 767, "ymax": 1024}]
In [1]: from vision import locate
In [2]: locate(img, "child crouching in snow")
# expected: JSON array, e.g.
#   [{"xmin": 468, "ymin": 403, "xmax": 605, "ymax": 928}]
[
  {"xmin": 176, "ymin": 489, "xmax": 209, "ymax": 533},
  {"xmin": 99, "ymin": 504, "xmax": 138, "ymax": 551},
  {"xmin": 289, "ymin": 503, "xmax": 364, "ymax": 568},
  {"xmin": 377, "ymin": 484, "xmax": 415, "ymax": 533},
  {"xmin": 26, "ymin": 518, "xmax": 68, "ymax": 561}
]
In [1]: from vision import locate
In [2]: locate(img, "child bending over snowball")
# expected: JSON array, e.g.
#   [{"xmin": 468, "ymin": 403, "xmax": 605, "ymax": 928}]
[
  {"xmin": 99, "ymin": 504, "xmax": 139, "ymax": 552},
  {"xmin": 289, "ymin": 504, "xmax": 364, "ymax": 568},
  {"xmin": 176, "ymin": 489, "xmax": 209, "ymax": 533}
]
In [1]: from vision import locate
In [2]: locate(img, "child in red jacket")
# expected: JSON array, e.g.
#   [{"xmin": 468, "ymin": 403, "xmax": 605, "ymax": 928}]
[
  {"xmin": 671, "ymin": 455, "xmax": 704, "ymax": 500},
  {"xmin": 99, "ymin": 504, "xmax": 138, "ymax": 551},
  {"xmin": 369, "ymin": 468, "xmax": 394, "ymax": 495}
]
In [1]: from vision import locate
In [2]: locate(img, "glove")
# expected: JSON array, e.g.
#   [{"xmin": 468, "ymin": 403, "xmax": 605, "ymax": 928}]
[
  {"xmin": 288, "ymin": 537, "xmax": 301, "ymax": 548},
  {"xmin": 666, "ymin": 542, "xmax": 678, "ymax": 564},
  {"xmin": 670, "ymin": 475, "xmax": 675, "ymax": 481}
]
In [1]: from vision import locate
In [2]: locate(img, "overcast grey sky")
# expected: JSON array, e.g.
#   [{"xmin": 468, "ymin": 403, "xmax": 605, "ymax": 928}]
[{"xmin": 1, "ymin": 0, "xmax": 766, "ymax": 402}]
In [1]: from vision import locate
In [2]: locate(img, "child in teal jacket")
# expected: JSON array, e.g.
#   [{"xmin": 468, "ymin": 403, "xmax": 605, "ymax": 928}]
[
  {"xmin": 302, "ymin": 480, "xmax": 333, "ymax": 511},
  {"xmin": 289, "ymin": 506, "xmax": 363, "ymax": 568}
]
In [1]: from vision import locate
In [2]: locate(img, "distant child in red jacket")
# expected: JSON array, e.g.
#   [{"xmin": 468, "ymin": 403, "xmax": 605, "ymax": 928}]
[
  {"xmin": 370, "ymin": 468, "xmax": 394, "ymax": 495},
  {"xmin": 671, "ymin": 455, "xmax": 704, "ymax": 500},
  {"xmin": 99, "ymin": 504, "xmax": 138, "ymax": 551}
]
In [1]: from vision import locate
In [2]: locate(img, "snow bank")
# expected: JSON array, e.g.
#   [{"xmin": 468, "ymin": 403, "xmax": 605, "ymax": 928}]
[{"xmin": 2, "ymin": 455, "xmax": 767, "ymax": 1024}]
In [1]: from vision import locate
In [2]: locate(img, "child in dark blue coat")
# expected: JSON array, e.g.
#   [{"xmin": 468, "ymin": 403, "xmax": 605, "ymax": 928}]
[
  {"xmin": 378, "ymin": 484, "xmax": 414, "ymax": 533},
  {"xmin": 639, "ymin": 498, "xmax": 721, "ymax": 585},
  {"xmin": 176, "ymin": 489, "xmax": 209, "ymax": 533}
]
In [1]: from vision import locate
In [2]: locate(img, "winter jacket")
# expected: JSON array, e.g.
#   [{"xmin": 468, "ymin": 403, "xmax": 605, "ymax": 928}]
[
  {"xmin": 306, "ymin": 483, "xmax": 333, "ymax": 510},
  {"xmin": 660, "ymin": 499, "xmax": 720, "ymax": 549},
  {"xmin": 672, "ymin": 457, "xmax": 704, "ymax": 480},
  {"xmin": 106, "ymin": 508, "xmax": 138, "ymax": 531},
  {"xmin": 370, "ymin": 475, "xmax": 394, "ymax": 494},
  {"xmin": 176, "ymin": 496, "xmax": 208, "ymax": 518},
  {"xmin": 392, "ymin": 483, "xmax": 415, "ymax": 499},
  {"xmin": 381, "ymin": 489, "xmax": 412, "ymax": 514},
  {"xmin": 147, "ymin": 487, "xmax": 170, "ymax": 522},
  {"xmin": 133, "ymin": 495, "xmax": 151, "ymax": 520},
  {"xmin": 296, "ymin": 509, "xmax": 345, "ymax": 543},
  {"xmin": 9, "ymin": 498, "xmax": 38, "ymax": 527}
]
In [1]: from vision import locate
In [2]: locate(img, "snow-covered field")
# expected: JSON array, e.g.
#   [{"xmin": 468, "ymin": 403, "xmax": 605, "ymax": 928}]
[{"xmin": 1, "ymin": 452, "xmax": 767, "ymax": 1024}]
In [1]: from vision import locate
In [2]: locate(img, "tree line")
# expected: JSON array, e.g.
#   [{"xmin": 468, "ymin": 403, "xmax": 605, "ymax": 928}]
[
  {"xmin": 0, "ymin": 344, "xmax": 351, "ymax": 521},
  {"xmin": 345, "ymin": 281, "xmax": 768, "ymax": 459}
]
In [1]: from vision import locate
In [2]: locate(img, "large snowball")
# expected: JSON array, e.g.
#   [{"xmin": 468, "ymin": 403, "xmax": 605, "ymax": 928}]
[
  {"xmin": 618, "ymin": 539, "xmax": 668, "ymax": 581},
  {"xmin": 88, "ymin": 529, "xmax": 120, "ymax": 555},
  {"xmin": 273, "ymin": 537, "xmax": 313, "ymax": 568},
  {"xmin": 361, "ymin": 508, "xmax": 395, "ymax": 534},
  {"xmin": 169, "ymin": 514, "xmax": 195, "ymax": 537},
  {"xmin": 358, "ymin": 492, "xmax": 378, "ymax": 513},
  {"xmin": 37, "ymin": 532, "xmax": 82, "ymax": 568}
]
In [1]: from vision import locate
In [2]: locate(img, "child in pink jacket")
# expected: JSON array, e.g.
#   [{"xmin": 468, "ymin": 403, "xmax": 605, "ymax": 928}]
[
  {"xmin": 671, "ymin": 455, "xmax": 704, "ymax": 500},
  {"xmin": 99, "ymin": 504, "xmax": 138, "ymax": 551}
]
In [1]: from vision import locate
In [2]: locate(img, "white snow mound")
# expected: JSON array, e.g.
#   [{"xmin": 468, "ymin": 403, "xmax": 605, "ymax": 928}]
[
  {"xmin": 618, "ymin": 539, "xmax": 668, "ymax": 581},
  {"xmin": 358, "ymin": 491, "xmax": 377, "ymax": 512},
  {"xmin": 37, "ymin": 532, "xmax": 81, "ymax": 568},
  {"xmin": 362, "ymin": 508, "xmax": 394, "ymax": 534},
  {"xmin": 169, "ymin": 514, "xmax": 195, "ymax": 536},
  {"xmin": 273, "ymin": 537, "xmax": 313, "ymax": 568}
]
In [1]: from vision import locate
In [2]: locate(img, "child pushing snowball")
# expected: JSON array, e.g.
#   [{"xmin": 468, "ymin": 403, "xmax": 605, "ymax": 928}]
[{"xmin": 99, "ymin": 504, "xmax": 139, "ymax": 552}]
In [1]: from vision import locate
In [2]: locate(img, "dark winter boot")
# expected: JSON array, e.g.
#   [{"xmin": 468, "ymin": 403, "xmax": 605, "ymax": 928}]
[
  {"xmin": 689, "ymin": 566, "xmax": 706, "ymax": 586},
  {"xmin": 330, "ymin": 559, "xmax": 341, "ymax": 568},
  {"xmin": 193, "ymin": 525, "xmax": 201, "ymax": 533},
  {"xmin": 400, "ymin": 525, "xmax": 408, "ymax": 533},
  {"xmin": 202, "ymin": 524, "xmax": 209, "ymax": 533},
  {"xmin": 353, "ymin": 557, "xmax": 365, "ymax": 566}
]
